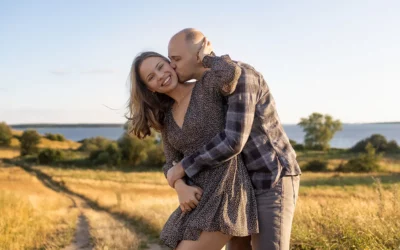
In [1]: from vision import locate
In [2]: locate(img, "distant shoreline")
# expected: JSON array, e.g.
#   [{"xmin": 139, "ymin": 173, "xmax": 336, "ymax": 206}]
[
  {"xmin": 11, "ymin": 123, "xmax": 124, "ymax": 128},
  {"xmin": 9, "ymin": 122, "xmax": 400, "ymax": 129}
]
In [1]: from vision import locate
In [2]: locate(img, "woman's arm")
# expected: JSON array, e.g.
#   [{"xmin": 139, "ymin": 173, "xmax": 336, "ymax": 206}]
[
  {"xmin": 161, "ymin": 129, "xmax": 183, "ymax": 179},
  {"xmin": 198, "ymin": 38, "xmax": 242, "ymax": 95}
]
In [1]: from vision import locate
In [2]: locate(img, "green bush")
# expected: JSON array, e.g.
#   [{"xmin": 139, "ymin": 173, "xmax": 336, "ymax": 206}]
[
  {"xmin": 44, "ymin": 133, "xmax": 65, "ymax": 141},
  {"xmin": 143, "ymin": 143, "xmax": 165, "ymax": 167},
  {"xmin": 387, "ymin": 140, "xmax": 400, "ymax": 153},
  {"xmin": 38, "ymin": 148, "xmax": 64, "ymax": 164},
  {"xmin": 20, "ymin": 130, "xmax": 41, "ymax": 156},
  {"xmin": 303, "ymin": 160, "xmax": 328, "ymax": 172},
  {"xmin": 337, "ymin": 143, "xmax": 381, "ymax": 172},
  {"xmin": 350, "ymin": 134, "xmax": 394, "ymax": 153},
  {"xmin": 90, "ymin": 143, "xmax": 121, "ymax": 166},
  {"xmin": 0, "ymin": 122, "xmax": 13, "ymax": 146},
  {"xmin": 118, "ymin": 133, "xmax": 149, "ymax": 166},
  {"xmin": 79, "ymin": 137, "xmax": 113, "ymax": 152}
]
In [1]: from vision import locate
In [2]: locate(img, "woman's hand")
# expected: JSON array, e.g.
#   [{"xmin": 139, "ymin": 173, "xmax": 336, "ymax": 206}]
[
  {"xmin": 174, "ymin": 179, "xmax": 203, "ymax": 213},
  {"xmin": 198, "ymin": 37, "xmax": 214, "ymax": 62}
]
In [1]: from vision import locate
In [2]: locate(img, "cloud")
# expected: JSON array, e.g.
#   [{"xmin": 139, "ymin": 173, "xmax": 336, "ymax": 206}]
[{"xmin": 80, "ymin": 69, "xmax": 114, "ymax": 75}]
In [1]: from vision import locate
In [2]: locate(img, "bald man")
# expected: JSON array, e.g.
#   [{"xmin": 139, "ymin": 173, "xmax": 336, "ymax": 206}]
[{"xmin": 167, "ymin": 28, "xmax": 301, "ymax": 250}]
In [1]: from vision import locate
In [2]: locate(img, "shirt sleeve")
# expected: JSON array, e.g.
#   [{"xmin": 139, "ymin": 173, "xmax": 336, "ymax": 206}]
[
  {"xmin": 181, "ymin": 65, "xmax": 261, "ymax": 178},
  {"xmin": 202, "ymin": 54, "xmax": 242, "ymax": 96},
  {"xmin": 161, "ymin": 128, "xmax": 184, "ymax": 178}
]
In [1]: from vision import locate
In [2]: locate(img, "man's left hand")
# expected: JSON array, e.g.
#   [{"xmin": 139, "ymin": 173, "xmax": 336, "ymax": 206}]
[{"xmin": 167, "ymin": 162, "xmax": 185, "ymax": 188}]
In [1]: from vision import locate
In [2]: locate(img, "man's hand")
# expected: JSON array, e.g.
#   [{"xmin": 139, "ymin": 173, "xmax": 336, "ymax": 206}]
[
  {"xmin": 174, "ymin": 179, "xmax": 203, "ymax": 213},
  {"xmin": 167, "ymin": 161, "xmax": 185, "ymax": 188},
  {"xmin": 198, "ymin": 37, "xmax": 213, "ymax": 62}
]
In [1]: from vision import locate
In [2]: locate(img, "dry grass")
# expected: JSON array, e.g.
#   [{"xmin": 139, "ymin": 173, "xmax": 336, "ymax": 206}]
[
  {"xmin": 0, "ymin": 163, "xmax": 79, "ymax": 250},
  {"xmin": 36, "ymin": 166, "xmax": 400, "ymax": 249},
  {"xmin": 0, "ymin": 147, "xmax": 20, "ymax": 159}
]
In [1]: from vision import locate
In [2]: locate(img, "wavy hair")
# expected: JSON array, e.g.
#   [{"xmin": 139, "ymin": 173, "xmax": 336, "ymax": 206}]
[{"xmin": 127, "ymin": 52, "xmax": 174, "ymax": 139}]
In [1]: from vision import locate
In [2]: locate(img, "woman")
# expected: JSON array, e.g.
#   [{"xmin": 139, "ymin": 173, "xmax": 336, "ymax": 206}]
[{"xmin": 128, "ymin": 45, "xmax": 258, "ymax": 249}]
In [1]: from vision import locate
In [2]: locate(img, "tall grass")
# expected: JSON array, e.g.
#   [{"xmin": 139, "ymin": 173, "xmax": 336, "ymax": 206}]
[
  {"xmin": 0, "ymin": 165, "xmax": 79, "ymax": 250},
  {"xmin": 37, "ymin": 167, "xmax": 400, "ymax": 249}
]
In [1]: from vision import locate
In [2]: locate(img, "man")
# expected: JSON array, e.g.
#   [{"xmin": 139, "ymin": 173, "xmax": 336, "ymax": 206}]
[{"xmin": 167, "ymin": 28, "xmax": 301, "ymax": 250}]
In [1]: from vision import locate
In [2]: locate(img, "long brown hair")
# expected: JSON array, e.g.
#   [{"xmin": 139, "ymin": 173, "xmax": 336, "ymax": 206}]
[{"xmin": 127, "ymin": 52, "xmax": 174, "ymax": 139}]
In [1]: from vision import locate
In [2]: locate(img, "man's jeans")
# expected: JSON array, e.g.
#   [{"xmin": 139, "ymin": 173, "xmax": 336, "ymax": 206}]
[{"xmin": 226, "ymin": 175, "xmax": 300, "ymax": 250}]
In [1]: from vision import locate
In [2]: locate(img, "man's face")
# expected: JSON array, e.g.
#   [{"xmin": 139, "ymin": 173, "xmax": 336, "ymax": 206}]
[{"xmin": 168, "ymin": 36, "xmax": 198, "ymax": 82}]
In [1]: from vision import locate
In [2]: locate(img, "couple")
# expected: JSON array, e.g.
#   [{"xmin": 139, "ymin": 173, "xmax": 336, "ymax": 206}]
[{"xmin": 128, "ymin": 28, "xmax": 302, "ymax": 250}]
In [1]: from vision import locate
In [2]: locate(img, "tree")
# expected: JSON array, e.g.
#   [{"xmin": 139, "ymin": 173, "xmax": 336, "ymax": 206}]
[
  {"xmin": 298, "ymin": 113, "xmax": 342, "ymax": 151},
  {"xmin": 0, "ymin": 122, "xmax": 13, "ymax": 146},
  {"xmin": 20, "ymin": 130, "xmax": 41, "ymax": 156}
]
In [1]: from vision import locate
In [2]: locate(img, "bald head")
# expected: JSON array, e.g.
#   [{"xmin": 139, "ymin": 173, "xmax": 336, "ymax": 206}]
[
  {"xmin": 169, "ymin": 28, "xmax": 205, "ymax": 53},
  {"xmin": 168, "ymin": 28, "xmax": 208, "ymax": 82}
]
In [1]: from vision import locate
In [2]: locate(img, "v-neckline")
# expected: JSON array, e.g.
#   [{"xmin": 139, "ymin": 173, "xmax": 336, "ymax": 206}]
[{"xmin": 170, "ymin": 83, "xmax": 198, "ymax": 131}]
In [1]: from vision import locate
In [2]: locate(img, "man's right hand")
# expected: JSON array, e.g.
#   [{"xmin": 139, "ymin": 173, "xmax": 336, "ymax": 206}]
[{"xmin": 174, "ymin": 179, "xmax": 203, "ymax": 213}]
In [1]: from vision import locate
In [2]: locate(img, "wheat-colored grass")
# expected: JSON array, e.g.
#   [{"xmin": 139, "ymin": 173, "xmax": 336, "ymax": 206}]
[
  {"xmin": 36, "ymin": 166, "xmax": 400, "ymax": 249},
  {"xmin": 0, "ymin": 164, "xmax": 79, "ymax": 250}
]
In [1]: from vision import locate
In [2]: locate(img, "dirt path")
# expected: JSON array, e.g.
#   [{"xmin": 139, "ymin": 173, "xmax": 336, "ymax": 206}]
[
  {"xmin": 63, "ymin": 211, "xmax": 93, "ymax": 250},
  {"xmin": 19, "ymin": 164, "xmax": 163, "ymax": 250}
]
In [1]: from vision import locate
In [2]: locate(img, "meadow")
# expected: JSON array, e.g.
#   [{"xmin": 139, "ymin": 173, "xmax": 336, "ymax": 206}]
[{"xmin": 0, "ymin": 130, "xmax": 399, "ymax": 249}]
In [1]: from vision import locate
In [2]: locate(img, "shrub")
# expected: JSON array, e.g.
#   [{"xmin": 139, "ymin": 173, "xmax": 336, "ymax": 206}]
[
  {"xmin": 351, "ymin": 134, "xmax": 391, "ymax": 153},
  {"xmin": 118, "ymin": 134, "xmax": 149, "ymax": 166},
  {"xmin": 38, "ymin": 148, "xmax": 64, "ymax": 164},
  {"xmin": 303, "ymin": 160, "xmax": 328, "ymax": 172},
  {"xmin": 90, "ymin": 143, "xmax": 121, "ymax": 166},
  {"xmin": 44, "ymin": 133, "xmax": 65, "ymax": 141},
  {"xmin": 143, "ymin": 143, "xmax": 165, "ymax": 167},
  {"xmin": 20, "ymin": 130, "xmax": 41, "ymax": 156},
  {"xmin": 0, "ymin": 122, "xmax": 13, "ymax": 146},
  {"xmin": 386, "ymin": 140, "xmax": 400, "ymax": 153},
  {"xmin": 79, "ymin": 137, "xmax": 113, "ymax": 152},
  {"xmin": 337, "ymin": 143, "xmax": 381, "ymax": 172}
]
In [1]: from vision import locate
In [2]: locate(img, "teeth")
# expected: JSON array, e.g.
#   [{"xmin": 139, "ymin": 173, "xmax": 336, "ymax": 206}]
[{"xmin": 163, "ymin": 76, "xmax": 170, "ymax": 85}]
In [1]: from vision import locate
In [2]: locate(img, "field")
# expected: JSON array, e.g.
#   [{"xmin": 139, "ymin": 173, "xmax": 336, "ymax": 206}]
[{"xmin": 0, "ymin": 132, "xmax": 400, "ymax": 249}]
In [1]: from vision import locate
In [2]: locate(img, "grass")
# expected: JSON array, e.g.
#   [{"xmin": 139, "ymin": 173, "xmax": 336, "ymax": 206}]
[
  {"xmin": 34, "ymin": 165, "xmax": 400, "ymax": 249},
  {"xmin": 0, "ymin": 163, "xmax": 79, "ymax": 250},
  {"xmin": 1, "ymin": 133, "xmax": 400, "ymax": 249}
]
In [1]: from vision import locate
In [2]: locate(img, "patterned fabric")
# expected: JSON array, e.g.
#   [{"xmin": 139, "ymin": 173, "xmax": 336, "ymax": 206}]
[
  {"xmin": 181, "ymin": 57, "xmax": 302, "ymax": 190},
  {"xmin": 160, "ymin": 56, "xmax": 258, "ymax": 249}
]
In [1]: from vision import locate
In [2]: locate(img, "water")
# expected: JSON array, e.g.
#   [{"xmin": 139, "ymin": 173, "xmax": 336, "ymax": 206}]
[{"xmin": 14, "ymin": 124, "xmax": 400, "ymax": 149}]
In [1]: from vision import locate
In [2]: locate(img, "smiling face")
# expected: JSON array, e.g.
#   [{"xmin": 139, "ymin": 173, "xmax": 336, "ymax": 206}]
[{"xmin": 138, "ymin": 56, "xmax": 179, "ymax": 94}]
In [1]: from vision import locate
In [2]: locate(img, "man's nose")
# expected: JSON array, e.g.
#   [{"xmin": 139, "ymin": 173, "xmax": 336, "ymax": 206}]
[{"xmin": 170, "ymin": 62, "xmax": 176, "ymax": 69}]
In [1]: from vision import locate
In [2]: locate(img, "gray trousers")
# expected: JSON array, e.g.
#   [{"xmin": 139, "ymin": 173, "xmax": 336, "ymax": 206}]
[{"xmin": 226, "ymin": 175, "xmax": 300, "ymax": 250}]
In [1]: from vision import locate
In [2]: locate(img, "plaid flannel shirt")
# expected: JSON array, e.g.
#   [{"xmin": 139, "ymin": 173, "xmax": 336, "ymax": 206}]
[{"xmin": 181, "ymin": 56, "xmax": 301, "ymax": 190}]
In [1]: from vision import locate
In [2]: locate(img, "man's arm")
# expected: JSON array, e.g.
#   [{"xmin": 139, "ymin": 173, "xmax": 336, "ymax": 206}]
[{"xmin": 180, "ymin": 65, "xmax": 261, "ymax": 178}]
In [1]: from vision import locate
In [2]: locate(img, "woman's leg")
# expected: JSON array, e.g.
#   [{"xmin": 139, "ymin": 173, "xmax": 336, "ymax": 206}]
[
  {"xmin": 176, "ymin": 231, "xmax": 231, "ymax": 250},
  {"xmin": 225, "ymin": 236, "xmax": 252, "ymax": 250}
]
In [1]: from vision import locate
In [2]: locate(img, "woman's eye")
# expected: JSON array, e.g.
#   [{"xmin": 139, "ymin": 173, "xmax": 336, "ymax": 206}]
[{"xmin": 158, "ymin": 64, "xmax": 164, "ymax": 70}]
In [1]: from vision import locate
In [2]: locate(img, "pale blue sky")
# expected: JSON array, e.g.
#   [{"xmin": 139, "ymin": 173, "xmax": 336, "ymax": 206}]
[{"xmin": 1, "ymin": 0, "xmax": 399, "ymax": 124}]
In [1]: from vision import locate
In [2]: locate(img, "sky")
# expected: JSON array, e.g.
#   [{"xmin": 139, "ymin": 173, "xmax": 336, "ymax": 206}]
[{"xmin": 0, "ymin": 0, "xmax": 399, "ymax": 124}]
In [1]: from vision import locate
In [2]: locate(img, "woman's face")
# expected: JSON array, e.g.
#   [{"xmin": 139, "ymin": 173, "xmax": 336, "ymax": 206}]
[{"xmin": 139, "ymin": 57, "xmax": 179, "ymax": 94}]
